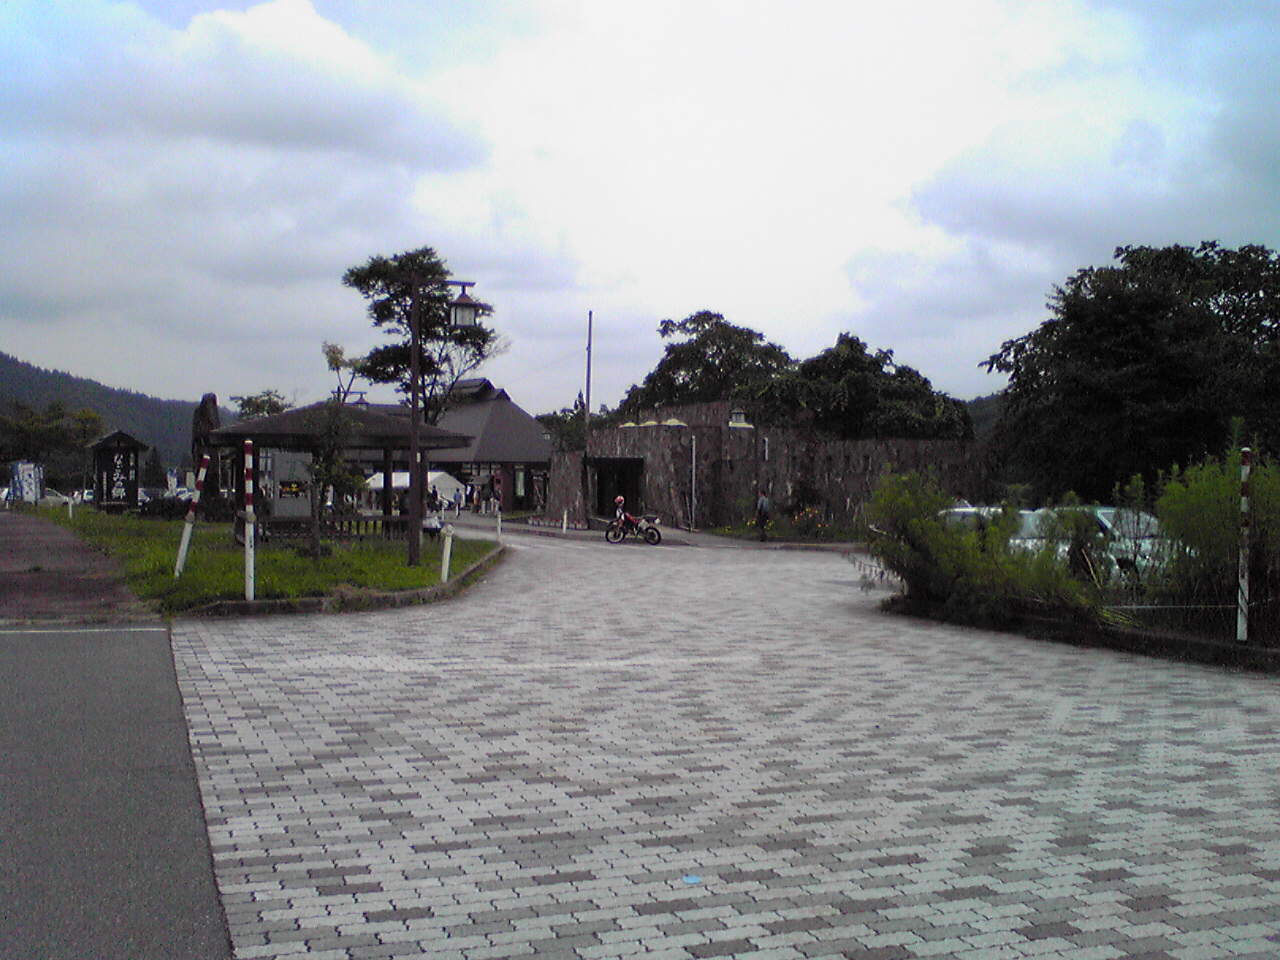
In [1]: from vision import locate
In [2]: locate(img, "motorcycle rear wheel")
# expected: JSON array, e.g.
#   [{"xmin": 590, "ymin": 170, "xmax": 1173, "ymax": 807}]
[{"xmin": 643, "ymin": 527, "xmax": 661, "ymax": 545}]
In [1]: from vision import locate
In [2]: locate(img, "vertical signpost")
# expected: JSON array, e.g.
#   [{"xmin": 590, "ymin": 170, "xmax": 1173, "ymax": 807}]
[
  {"xmin": 1237, "ymin": 447, "xmax": 1252, "ymax": 644},
  {"xmin": 244, "ymin": 440, "xmax": 255, "ymax": 602}
]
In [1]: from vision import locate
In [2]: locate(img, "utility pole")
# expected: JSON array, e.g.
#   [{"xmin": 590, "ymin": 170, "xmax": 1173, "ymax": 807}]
[{"xmin": 584, "ymin": 310, "xmax": 593, "ymax": 450}]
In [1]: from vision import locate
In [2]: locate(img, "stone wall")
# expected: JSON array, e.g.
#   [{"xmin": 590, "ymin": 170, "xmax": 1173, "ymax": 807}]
[
  {"xmin": 544, "ymin": 451, "xmax": 589, "ymax": 528},
  {"xmin": 546, "ymin": 403, "xmax": 982, "ymax": 529}
]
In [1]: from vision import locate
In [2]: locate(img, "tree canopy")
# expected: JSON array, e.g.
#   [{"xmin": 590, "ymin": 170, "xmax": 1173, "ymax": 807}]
[
  {"xmin": 0, "ymin": 401, "xmax": 103, "ymax": 487},
  {"xmin": 617, "ymin": 311, "xmax": 793, "ymax": 418},
  {"xmin": 612, "ymin": 312, "xmax": 969, "ymax": 441},
  {"xmin": 230, "ymin": 389, "xmax": 291, "ymax": 420},
  {"xmin": 537, "ymin": 392, "xmax": 589, "ymax": 452},
  {"xmin": 985, "ymin": 241, "xmax": 1280, "ymax": 501},
  {"xmin": 342, "ymin": 246, "xmax": 498, "ymax": 424},
  {"xmin": 748, "ymin": 333, "xmax": 971, "ymax": 440}
]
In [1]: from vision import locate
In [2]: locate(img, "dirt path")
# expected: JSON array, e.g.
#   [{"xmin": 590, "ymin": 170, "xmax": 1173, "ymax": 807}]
[{"xmin": 0, "ymin": 510, "xmax": 155, "ymax": 623}]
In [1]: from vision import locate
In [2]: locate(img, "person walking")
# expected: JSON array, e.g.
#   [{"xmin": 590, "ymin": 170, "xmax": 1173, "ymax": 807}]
[{"xmin": 755, "ymin": 488, "xmax": 771, "ymax": 542}]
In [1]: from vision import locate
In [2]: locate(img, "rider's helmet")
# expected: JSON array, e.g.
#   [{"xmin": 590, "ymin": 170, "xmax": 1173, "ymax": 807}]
[{"xmin": 614, "ymin": 495, "xmax": 625, "ymax": 505}]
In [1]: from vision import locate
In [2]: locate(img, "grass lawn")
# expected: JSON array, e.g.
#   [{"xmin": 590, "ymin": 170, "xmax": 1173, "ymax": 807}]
[{"xmin": 42, "ymin": 507, "xmax": 496, "ymax": 614}]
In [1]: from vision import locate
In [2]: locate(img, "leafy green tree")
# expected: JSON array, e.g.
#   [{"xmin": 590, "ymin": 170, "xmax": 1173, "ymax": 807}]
[
  {"xmin": 985, "ymin": 242, "xmax": 1280, "ymax": 501},
  {"xmin": 343, "ymin": 247, "xmax": 498, "ymax": 424},
  {"xmin": 0, "ymin": 401, "xmax": 103, "ymax": 488},
  {"xmin": 299, "ymin": 398, "xmax": 364, "ymax": 555},
  {"xmin": 230, "ymin": 390, "xmax": 291, "ymax": 420},
  {"xmin": 537, "ymin": 392, "xmax": 588, "ymax": 451},
  {"xmin": 322, "ymin": 342, "xmax": 368, "ymax": 403},
  {"xmin": 617, "ymin": 311, "xmax": 793, "ymax": 418},
  {"xmin": 747, "ymin": 333, "xmax": 971, "ymax": 440}
]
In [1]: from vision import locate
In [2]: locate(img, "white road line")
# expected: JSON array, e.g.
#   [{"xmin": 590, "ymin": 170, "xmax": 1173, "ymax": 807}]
[{"xmin": 0, "ymin": 625, "xmax": 167, "ymax": 635}]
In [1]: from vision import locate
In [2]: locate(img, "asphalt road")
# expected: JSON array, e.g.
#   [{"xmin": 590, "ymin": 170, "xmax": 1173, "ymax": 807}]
[{"xmin": 0, "ymin": 508, "xmax": 230, "ymax": 960}]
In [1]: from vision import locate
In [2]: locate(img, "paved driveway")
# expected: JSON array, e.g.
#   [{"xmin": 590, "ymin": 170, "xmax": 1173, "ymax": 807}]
[{"xmin": 172, "ymin": 532, "xmax": 1280, "ymax": 959}]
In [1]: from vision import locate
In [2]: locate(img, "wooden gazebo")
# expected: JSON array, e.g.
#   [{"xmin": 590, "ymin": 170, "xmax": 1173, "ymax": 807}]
[{"xmin": 207, "ymin": 402, "xmax": 470, "ymax": 533}]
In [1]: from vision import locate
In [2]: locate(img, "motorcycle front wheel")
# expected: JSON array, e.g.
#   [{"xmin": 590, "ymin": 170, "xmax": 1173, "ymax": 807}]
[
  {"xmin": 643, "ymin": 527, "xmax": 661, "ymax": 545},
  {"xmin": 605, "ymin": 522, "xmax": 625, "ymax": 543}
]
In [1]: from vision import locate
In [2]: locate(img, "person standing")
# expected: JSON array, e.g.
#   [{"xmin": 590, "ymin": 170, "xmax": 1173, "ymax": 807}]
[{"xmin": 755, "ymin": 488, "xmax": 771, "ymax": 542}]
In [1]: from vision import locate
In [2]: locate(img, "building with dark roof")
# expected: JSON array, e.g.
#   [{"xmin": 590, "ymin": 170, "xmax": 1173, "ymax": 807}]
[{"xmin": 371, "ymin": 379, "xmax": 552, "ymax": 511}]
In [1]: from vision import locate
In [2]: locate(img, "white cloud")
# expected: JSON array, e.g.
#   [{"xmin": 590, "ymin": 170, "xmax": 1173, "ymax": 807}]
[
  {"xmin": 0, "ymin": 0, "xmax": 493, "ymax": 405},
  {"xmin": 2, "ymin": 0, "xmax": 1279, "ymax": 422}
]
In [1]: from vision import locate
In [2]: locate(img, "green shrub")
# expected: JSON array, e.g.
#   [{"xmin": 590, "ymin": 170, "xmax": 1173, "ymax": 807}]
[
  {"xmin": 1155, "ymin": 448, "xmax": 1280, "ymax": 638},
  {"xmin": 867, "ymin": 472, "xmax": 1103, "ymax": 629}
]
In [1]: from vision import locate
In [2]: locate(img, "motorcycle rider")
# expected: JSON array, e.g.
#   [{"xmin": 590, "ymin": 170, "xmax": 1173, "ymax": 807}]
[{"xmin": 614, "ymin": 495, "xmax": 637, "ymax": 533}]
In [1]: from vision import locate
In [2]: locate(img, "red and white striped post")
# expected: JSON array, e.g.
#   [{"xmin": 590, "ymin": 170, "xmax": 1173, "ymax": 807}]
[
  {"xmin": 1237, "ymin": 447, "xmax": 1252, "ymax": 644},
  {"xmin": 173, "ymin": 453, "xmax": 211, "ymax": 578},
  {"xmin": 244, "ymin": 440, "xmax": 255, "ymax": 601}
]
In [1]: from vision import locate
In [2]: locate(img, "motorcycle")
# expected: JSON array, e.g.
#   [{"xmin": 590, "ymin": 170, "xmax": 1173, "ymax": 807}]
[{"xmin": 605, "ymin": 513, "xmax": 662, "ymax": 545}]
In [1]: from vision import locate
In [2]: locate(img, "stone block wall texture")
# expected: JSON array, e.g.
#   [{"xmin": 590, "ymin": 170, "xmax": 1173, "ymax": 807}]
[
  {"xmin": 545, "ymin": 450, "xmax": 588, "ymax": 526},
  {"xmin": 547, "ymin": 403, "xmax": 981, "ymax": 529}
]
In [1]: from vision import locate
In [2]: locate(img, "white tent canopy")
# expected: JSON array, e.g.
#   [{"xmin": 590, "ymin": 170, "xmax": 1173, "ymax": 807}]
[{"xmin": 363, "ymin": 470, "xmax": 465, "ymax": 502}]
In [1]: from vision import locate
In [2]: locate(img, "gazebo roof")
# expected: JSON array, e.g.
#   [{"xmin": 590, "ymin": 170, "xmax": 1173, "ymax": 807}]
[{"xmin": 207, "ymin": 402, "xmax": 471, "ymax": 452}]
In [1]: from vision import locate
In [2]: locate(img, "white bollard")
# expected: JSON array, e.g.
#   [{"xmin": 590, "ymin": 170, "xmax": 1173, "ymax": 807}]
[
  {"xmin": 441, "ymin": 524, "xmax": 454, "ymax": 582},
  {"xmin": 174, "ymin": 454, "xmax": 211, "ymax": 578},
  {"xmin": 496, "ymin": 509, "xmax": 502, "ymax": 542},
  {"xmin": 562, "ymin": 508, "xmax": 568, "ymax": 532}
]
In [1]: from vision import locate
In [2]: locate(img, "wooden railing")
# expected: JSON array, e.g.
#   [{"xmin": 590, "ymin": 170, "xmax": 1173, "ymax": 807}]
[{"xmin": 260, "ymin": 514, "xmax": 411, "ymax": 541}]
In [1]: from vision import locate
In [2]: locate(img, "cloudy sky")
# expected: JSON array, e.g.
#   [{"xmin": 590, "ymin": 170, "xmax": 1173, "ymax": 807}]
[{"xmin": 3, "ymin": 0, "xmax": 1279, "ymax": 416}]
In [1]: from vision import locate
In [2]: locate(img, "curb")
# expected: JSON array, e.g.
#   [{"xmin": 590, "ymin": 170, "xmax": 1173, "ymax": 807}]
[
  {"xmin": 1016, "ymin": 612, "xmax": 1280, "ymax": 675},
  {"xmin": 178, "ymin": 544, "xmax": 508, "ymax": 618},
  {"xmin": 457, "ymin": 515, "xmax": 865, "ymax": 553}
]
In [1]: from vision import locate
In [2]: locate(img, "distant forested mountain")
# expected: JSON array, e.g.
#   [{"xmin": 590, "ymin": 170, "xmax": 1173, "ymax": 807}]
[
  {"xmin": 0, "ymin": 352, "xmax": 232, "ymax": 469},
  {"xmin": 965, "ymin": 391, "xmax": 1003, "ymax": 440}
]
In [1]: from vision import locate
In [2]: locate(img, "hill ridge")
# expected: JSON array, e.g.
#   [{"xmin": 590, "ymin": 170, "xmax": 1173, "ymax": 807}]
[{"xmin": 0, "ymin": 351, "xmax": 230, "ymax": 468}]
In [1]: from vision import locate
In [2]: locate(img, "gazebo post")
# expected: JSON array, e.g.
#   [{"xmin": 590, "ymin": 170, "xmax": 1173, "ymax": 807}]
[{"xmin": 381, "ymin": 448, "xmax": 393, "ymax": 518}]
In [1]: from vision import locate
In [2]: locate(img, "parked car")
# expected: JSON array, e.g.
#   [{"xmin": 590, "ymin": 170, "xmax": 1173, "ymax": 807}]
[
  {"xmin": 938, "ymin": 506, "xmax": 1013, "ymax": 531},
  {"xmin": 38, "ymin": 488, "xmax": 72, "ymax": 507},
  {"xmin": 1012, "ymin": 506, "xmax": 1170, "ymax": 578}
]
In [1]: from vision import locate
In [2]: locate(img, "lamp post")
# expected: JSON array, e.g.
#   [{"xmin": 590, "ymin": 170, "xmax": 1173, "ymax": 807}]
[{"xmin": 407, "ymin": 278, "xmax": 485, "ymax": 566}]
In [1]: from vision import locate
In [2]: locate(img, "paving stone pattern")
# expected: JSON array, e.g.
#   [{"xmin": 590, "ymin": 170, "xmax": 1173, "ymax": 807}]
[{"xmin": 171, "ymin": 535, "xmax": 1280, "ymax": 959}]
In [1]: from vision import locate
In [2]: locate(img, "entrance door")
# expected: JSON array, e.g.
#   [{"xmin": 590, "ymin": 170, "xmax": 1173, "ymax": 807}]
[{"xmin": 591, "ymin": 457, "xmax": 644, "ymax": 516}]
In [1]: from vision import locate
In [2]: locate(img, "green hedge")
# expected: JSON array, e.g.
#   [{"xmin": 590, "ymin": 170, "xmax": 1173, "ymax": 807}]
[{"xmin": 865, "ymin": 473, "xmax": 1105, "ymax": 630}]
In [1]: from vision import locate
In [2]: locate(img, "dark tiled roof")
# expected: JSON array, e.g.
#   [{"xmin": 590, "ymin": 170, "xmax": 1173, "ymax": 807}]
[
  {"xmin": 432, "ymin": 396, "xmax": 550, "ymax": 464},
  {"xmin": 368, "ymin": 388, "xmax": 550, "ymax": 464},
  {"xmin": 207, "ymin": 402, "xmax": 470, "ymax": 451}
]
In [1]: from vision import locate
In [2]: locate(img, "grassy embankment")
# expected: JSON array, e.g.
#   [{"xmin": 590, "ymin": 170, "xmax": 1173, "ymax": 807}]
[{"xmin": 42, "ymin": 506, "xmax": 495, "ymax": 614}]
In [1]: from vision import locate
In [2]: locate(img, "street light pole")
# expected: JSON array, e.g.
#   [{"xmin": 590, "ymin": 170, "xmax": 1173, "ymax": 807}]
[
  {"xmin": 408, "ymin": 282, "xmax": 424, "ymax": 566},
  {"xmin": 406, "ymin": 276, "xmax": 485, "ymax": 567}
]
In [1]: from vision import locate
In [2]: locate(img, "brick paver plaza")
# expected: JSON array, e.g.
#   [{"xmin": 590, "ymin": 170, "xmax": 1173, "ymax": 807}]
[{"xmin": 172, "ymin": 534, "xmax": 1280, "ymax": 959}]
